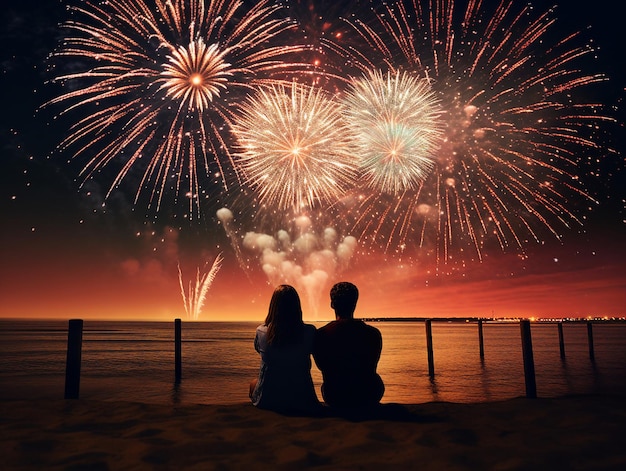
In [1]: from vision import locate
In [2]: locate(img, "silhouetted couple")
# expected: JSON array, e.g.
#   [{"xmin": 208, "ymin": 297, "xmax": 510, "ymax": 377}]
[{"xmin": 249, "ymin": 282, "xmax": 384, "ymax": 415}]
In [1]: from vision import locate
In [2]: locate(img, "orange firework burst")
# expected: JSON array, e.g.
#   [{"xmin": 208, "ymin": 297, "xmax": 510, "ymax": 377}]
[
  {"xmin": 46, "ymin": 0, "xmax": 308, "ymax": 217},
  {"xmin": 159, "ymin": 39, "xmax": 232, "ymax": 112}
]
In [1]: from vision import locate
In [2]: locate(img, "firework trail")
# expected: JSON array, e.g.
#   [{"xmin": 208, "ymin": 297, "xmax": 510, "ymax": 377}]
[
  {"xmin": 241, "ymin": 215, "xmax": 357, "ymax": 318},
  {"xmin": 178, "ymin": 252, "xmax": 223, "ymax": 320},
  {"xmin": 342, "ymin": 69, "xmax": 444, "ymax": 194},
  {"xmin": 46, "ymin": 0, "xmax": 308, "ymax": 217},
  {"xmin": 216, "ymin": 207, "xmax": 250, "ymax": 275},
  {"xmin": 231, "ymin": 81, "xmax": 358, "ymax": 212},
  {"xmin": 324, "ymin": 0, "xmax": 615, "ymax": 263}
]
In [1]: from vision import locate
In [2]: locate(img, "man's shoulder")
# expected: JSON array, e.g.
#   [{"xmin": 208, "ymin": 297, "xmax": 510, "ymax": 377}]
[
  {"xmin": 359, "ymin": 320, "xmax": 382, "ymax": 338},
  {"xmin": 317, "ymin": 319, "xmax": 379, "ymax": 335},
  {"xmin": 362, "ymin": 321, "xmax": 381, "ymax": 333},
  {"xmin": 315, "ymin": 320, "xmax": 337, "ymax": 335}
]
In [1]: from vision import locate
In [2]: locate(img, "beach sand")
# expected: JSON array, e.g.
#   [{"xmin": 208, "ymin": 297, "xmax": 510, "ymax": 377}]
[{"xmin": 2, "ymin": 395, "xmax": 625, "ymax": 470}]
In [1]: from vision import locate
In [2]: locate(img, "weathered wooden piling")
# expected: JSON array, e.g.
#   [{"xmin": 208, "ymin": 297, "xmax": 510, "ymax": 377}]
[
  {"xmin": 587, "ymin": 321, "xmax": 595, "ymax": 361},
  {"xmin": 64, "ymin": 319, "xmax": 83, "ymax": 399},
  {"xmin": 425, "ymin": 319, "xmax": 435, "ymax": 377},
  {"xmin": 520, "ymin": 320, "xmax": 537, "ymax": 399},
  {"xmin": 558, "ymin": 322, "xmax": 566, "ymax": 359},
  {"xmin": 478, "ymin": 319, "xmax": 485, "ymax": 359},
  {"xmin": 175, "ymin": 318, "xmax": 182, "ymax": 383}
]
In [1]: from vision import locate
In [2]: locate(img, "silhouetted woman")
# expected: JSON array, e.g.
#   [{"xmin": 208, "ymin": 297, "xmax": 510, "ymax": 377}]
[{"xmin": 249, "ymin": 285, "xmax": 320, "ymax": 413}]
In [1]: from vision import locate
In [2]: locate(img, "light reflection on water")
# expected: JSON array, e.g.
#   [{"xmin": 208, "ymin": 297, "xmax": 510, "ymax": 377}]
[{"xmin": 0, "ymin": 320, "xmax": 624, "ymax": 405}]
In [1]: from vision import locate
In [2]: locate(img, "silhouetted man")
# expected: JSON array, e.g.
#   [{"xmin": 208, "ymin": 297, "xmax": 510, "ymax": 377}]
[{"xmin": 313, "ymin": 282, "xmax": 384, "ymax": 409}]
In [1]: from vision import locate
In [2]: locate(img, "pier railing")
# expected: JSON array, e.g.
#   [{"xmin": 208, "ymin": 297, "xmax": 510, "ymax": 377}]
[{"xmin": 64, "ymin": 318, "xmax": 600, "ymax": 400}]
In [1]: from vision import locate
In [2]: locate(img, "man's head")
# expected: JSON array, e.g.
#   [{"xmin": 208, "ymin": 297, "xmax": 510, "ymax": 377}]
[{"xmin": 330, "ymin": 282, "xmax": 359, "ymax": 319}]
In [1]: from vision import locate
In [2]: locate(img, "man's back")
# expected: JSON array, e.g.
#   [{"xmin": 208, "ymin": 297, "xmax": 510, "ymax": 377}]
[{"xmin": 313, "ymin": 318, "xmax": 384, "ymax": 408}]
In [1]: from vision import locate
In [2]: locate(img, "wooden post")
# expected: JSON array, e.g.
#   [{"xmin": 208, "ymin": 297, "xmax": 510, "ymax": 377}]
[
  {"xmin": 425, "ymin": 319, "xmax": 435, "ymax": 377},
  {"xmin": 520, "ymin": 320, "xmax": 537, "ymax": 399},
  {"xmin": 587, "ymin": 321, "xmax": 595, "ymax": 362},
  {"xmin": 64, "ymin": 319, "xmax": 83, "ymax": 399},
  {"xmin": 558, "ymin": 322, "xmax": 566, "ymax": 359},
  {"xmin": 478, "ymin": 319, "xmax": 485, "ymax": 359},
  {"xmin": 175, "ymin": 318, "xmax": 182, "ymax": 383}
]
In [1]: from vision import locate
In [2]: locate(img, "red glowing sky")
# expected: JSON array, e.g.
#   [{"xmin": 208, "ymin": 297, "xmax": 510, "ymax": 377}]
[
  {"xmin": 1, "ymin": 0, "xmax": 624, "ymax": 322},
  {"xmin": 1, "ymin": 213, "xmax": 624, "ymax": 321}
]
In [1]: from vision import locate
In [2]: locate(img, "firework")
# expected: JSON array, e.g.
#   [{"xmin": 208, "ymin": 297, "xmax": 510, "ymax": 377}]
[
  {"xmin": 178, "ymin": 253, "xmax": 223, "ymax": 320},
  {"xmin": 342, "ymin": 69, "xmax": 443, "ymax": 194},
  {"xmin": 326, "ymin": 0, "xmax": 614, "ymax": 262},
  {"xmin": 46, "ymin": 0, "xmax": 308, "ymax": 217},
  {"xmin": 231, "ymin": 81, "xmax": 358, "ymax": 212},
  {"xmin": 216, "ymin": 207, "xmax": 250, "ymax": 276}
]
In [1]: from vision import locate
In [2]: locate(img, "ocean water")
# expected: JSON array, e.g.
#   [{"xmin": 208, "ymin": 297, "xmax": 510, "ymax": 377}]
[{"xmin": 1, "ymin": 320, "xmax": 624, "ymax": 405}]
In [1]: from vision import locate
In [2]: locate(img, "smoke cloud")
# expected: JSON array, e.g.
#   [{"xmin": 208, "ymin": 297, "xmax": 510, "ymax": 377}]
[{"xmin": 240, "ymin": 215, "xmax": 357, "ymax": 318}]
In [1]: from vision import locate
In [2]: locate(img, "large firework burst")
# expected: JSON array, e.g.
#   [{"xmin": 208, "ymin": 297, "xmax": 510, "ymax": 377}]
[
  {"xmin": 46, "ymin": 0, "xmax": 307, "ymax": 217},
  {"xmin": 231, "ymin": 81, "xmax": 358, "ymax": 212},
  {"xmin": 325, "ymin": 0, "xmax": 615, "ymax": 263},
  {"xmin": 342, "ymin": 69, "xmax": 444, "ymax": 194}
]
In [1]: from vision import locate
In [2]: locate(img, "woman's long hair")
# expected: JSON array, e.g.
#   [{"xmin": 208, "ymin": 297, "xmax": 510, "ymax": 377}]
[{"xmin": 264, "ymin": 285, "xmax": 304, "ymax": 347}]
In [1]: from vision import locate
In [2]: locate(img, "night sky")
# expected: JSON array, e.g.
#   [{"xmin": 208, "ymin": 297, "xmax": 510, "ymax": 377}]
[{"xmin": 1, "ymin": 0, "xmax": 624, "ymax": 321}]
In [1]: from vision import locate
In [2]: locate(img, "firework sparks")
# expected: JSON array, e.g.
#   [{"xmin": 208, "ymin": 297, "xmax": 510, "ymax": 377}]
[
  {"xmin": 327, "ymin": 0, "xmax": 615, "ymax": 263},
  {"xmin": 178, "ymin": 253, "xmax": 223, "ymax": 320},
  {"xmin": 231, "ymin": 81, "xmax": 358, "ymax": 212},
  {"xmin": 46, "ymin": 0, "xmax": 307, "ymax": 217},
  {"xmin": 342, "ymin": 69, "xmax": 444, "ymax": 194}
]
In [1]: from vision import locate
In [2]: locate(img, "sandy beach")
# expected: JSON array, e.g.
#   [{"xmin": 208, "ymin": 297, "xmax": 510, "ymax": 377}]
[{"xmin": 2, "ymin": 394, "xmax": 625, "ymax": 470}]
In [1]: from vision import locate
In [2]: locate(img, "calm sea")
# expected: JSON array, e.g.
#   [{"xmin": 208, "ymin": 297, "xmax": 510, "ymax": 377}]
[{"xmin": 1, "ymin": 320, "xmax": 625, "ymax": 405}]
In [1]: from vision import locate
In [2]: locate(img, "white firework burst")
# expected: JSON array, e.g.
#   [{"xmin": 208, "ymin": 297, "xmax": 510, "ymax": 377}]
[
  {"xmin": 232, "ymin": 81, "xmax": 358, "ymax": 212},
  {"xmin": 342, "ymin": 69, "xmax": 444, "ymax": 194}
]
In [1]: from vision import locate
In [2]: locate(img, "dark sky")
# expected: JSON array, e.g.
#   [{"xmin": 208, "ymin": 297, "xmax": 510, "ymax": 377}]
[{"xmin": 1, "ymin": 0, "xmax": 624, "ymax": 321}]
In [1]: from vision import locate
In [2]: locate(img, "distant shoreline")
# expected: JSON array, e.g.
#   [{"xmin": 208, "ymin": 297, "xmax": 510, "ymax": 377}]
[
  {"xmin": 362, "ymin": 317, "xmax": 626, "ymax": 323},
  {"xmin": 1, "ymin": 317, "xmax": 625, "ymax": 323}
]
